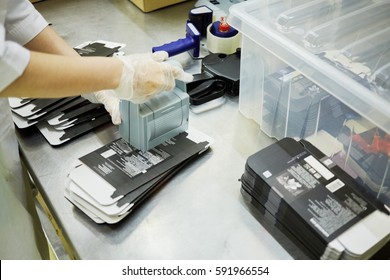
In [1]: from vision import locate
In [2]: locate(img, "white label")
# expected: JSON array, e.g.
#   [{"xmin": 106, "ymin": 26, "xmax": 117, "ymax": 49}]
[
  {"xmin": 304, "ymin": 155, "xmax": 334, "ymax": 180},
  {"xmin": 263, "ymin": 170, "xmax": 272, "ymax": 178},
  {"xmin": 326, "ymin": 179, "xmax": 345, "ymax": 193},
  {"xmin": 323, "ymin": 158, "xmax": 333, "ymax": 166},
  {"xmin": 100, "ymin": 149, "xmax": 116, "ymax": 158}
]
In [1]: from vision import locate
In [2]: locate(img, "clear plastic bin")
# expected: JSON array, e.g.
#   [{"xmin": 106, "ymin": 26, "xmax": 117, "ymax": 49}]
[{"xmin": 229, "ymin": 0, "xmax": 390, "ymax": 210}]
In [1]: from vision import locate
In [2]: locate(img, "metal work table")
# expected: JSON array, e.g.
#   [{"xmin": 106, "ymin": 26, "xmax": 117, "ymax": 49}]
[{"xmin": 17, "ymin": 0, "xmax": 302, "ymax": 259}]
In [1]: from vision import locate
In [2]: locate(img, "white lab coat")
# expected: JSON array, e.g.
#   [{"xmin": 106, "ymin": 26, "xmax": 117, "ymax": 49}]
[{"xmin": 0, "ymin": 0, "xmax": 49, "ymax": 259}]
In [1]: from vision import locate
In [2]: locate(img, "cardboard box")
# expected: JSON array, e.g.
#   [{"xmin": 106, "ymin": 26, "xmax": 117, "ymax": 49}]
[{"xmin": 129, "ymin": 0, "xmax": 188, "ymax": 12}]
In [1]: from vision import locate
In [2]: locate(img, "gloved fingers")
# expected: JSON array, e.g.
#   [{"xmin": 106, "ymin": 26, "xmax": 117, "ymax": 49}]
[
  {"xmin": 114, "ymin": 52, "xmax": 191, "ymax": 103},
  {"xmin": 129, "ymin": 61, "xmax": 174, "ymax": 96},
  {"xmin": 94, "ymin": 90, "xmax": 122, "ymax": 125},
  {"xmin": 106, "ymin": 101, "xmax": 121, "ymax": 125},
  {"xmin": 103, "ymin": 98, "xmax": 121, "ymax": 125},
  {"xmin": 157, "ymin": 63, "xmax": 193, "ymax": 92},
  {"xmin": 150, "ymin": 51, "xmax": 169, "ymax": 62},
  {"xmin": 81, "ymin": 92, "xmax": 100, "ymax": 103},
  {"xmin": 152, "ymin": 63, "xmax": 176, "ymax": 93},
  {"xmin": 136, "ymin": 63, "xmax": 193, "ymax": 94},
  {"xmin": 170, "ymin": 65, "xmax": 194, "ymax": 83}
]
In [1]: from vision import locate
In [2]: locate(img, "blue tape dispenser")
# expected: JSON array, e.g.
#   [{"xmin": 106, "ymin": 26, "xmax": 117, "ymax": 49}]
[{"xmin": 152, "ymin": 22, "xmax": 200, "ymax": 58}]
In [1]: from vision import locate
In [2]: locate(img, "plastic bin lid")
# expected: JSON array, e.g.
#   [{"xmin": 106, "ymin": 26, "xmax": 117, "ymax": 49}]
[{"xmin": 228, "ymin": 0, "xmax": 390, "ymax": 133}]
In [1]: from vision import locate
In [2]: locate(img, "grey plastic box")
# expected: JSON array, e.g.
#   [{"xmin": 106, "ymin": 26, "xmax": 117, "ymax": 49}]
[{"xmin": 119, "ymin": 86, "xmax": 189, "ymax": 152}]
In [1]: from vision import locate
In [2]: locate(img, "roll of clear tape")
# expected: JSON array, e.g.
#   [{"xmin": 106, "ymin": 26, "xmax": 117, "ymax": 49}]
[{"xmin": 206, "ymin": 24, "xmax": 241, "ymax": 54}]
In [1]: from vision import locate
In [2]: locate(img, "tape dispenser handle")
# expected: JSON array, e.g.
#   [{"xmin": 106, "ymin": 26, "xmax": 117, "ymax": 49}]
[{"xmin": 152, "ymin": 23, "xmax": 200, "ymax": 57}]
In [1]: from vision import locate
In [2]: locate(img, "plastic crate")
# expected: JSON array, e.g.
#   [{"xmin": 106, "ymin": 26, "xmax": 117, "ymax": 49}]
[{"xmin": 229, "ymin": 0, "xmax": 390, "ymax": 210}]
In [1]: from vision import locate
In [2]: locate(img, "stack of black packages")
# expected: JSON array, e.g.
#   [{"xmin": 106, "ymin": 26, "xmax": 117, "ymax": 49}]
[
  {"xmin": 65, "ymin": 129, "xmax": 213, "ymax": 224},
  {"xmin": 10, "ymin": 41, "xmax": 124, "ymax": 146},
  {"xmin": 262, "ymin": 67, "xmax": 349, "ymax": 140},
  {"xmin": 241, "ymin": 138, "xmax": 390, "ymax": 259}
]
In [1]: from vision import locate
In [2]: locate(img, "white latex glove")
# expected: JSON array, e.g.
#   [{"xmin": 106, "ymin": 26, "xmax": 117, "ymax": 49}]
[
  {"xmin": 114, "ymin": 51, "xmax": 193, "ymax": 103},
  {"xmin": 82, "ymin": 90, "xmax": 121, "ymax": 125}
]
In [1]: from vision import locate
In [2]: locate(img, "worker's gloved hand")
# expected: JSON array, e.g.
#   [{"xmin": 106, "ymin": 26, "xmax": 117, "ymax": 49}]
[
  {"xmin": 114, "ymin": 51, "xmax": 193, "ymax": 103},
  {"xmin": 82, "ymin": 90, "xmax": 121, "ymax": 125}
]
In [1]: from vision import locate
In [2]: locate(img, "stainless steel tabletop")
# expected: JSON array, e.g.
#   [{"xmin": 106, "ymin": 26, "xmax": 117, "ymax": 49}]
[{"xmin": 16, "ymin": 0, "xmax": 302, "ymax": 260}]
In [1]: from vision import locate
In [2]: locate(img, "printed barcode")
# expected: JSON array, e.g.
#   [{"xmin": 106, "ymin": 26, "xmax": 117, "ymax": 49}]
[{"xmin": 326, "ymin": 179, "xmax": 345, "ymax": 193}]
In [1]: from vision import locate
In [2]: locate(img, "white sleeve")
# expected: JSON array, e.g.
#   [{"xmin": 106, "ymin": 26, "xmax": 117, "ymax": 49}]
[
  {"xmin": 5, "ymin": 0, "xmax": 48, "ymax": 45},
  {"xmin": 0, "ymin": 0, "xmax": 48, "ymax": 92}
]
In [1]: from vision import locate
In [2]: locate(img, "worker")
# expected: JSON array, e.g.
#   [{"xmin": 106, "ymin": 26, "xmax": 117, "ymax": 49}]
[{"xmin": 0, "ymin": 0, "xmax": 193, "ymax": 259}]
